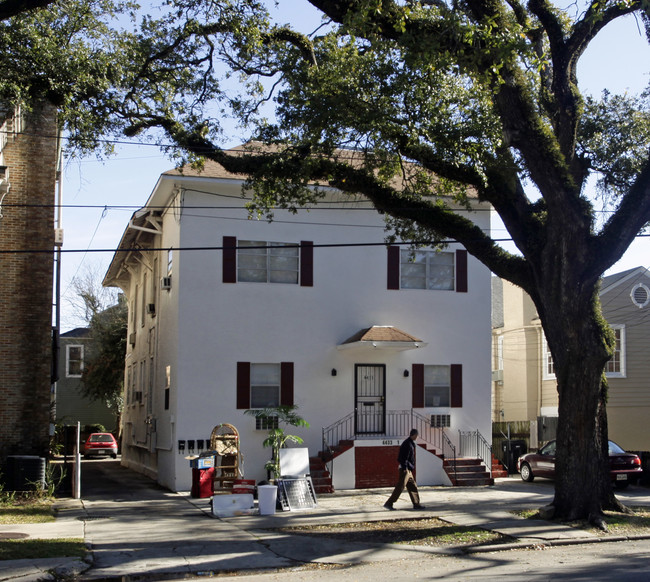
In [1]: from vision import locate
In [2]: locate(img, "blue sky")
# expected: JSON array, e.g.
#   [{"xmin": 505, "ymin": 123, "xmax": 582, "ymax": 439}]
[{"xmin": 58, "ymin": 3, "xmax": 650, "ymax": 330}]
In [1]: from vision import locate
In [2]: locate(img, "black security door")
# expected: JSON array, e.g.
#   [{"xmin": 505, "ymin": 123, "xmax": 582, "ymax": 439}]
[{"xmin": 355, "ymin": 364, "xmax": 386, "ymax": 434}]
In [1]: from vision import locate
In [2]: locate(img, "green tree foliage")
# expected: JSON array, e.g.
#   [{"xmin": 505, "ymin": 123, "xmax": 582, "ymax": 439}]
[
  {"xmin": 81, "ymin": 295, "xmax": 127, "ymax": 414},
  {"xmin": 80, "ymin": 295, "xmax": 127, "ymax": 424},
  {"xmin": 6, "ymin": 0, "xmax": 650, "ymax": 526}
]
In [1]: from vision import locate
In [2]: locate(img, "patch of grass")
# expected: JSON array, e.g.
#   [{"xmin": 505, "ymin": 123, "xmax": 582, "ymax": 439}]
[
  {"xmin": 275, "ymin": 517, "xmax": 510, "ymax": 547},
  {"xmin": 0, "ymin": 538, "xmax": 85, "ymax": 561},
  {"xmin": 0, "ymin": 499, "xmax": 55, "ymax": 524},
  {"xmin": 512, "ymin": 506, "xmax": 650, "ymax": 536},
  {"xmin": 511, "ymin": 508, "xmax": 541, "ymax": 520}
]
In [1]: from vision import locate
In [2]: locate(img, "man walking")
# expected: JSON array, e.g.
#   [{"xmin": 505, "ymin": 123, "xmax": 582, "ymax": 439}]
[{"xmin": 384, "ymin": 428, "xmax": 425, "ymax": 510}]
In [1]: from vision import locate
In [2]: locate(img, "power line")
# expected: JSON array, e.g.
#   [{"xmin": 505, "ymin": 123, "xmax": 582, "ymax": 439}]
[{"xmin": 0, "ymin": 238, "xmax": 516, "ymax": 255}]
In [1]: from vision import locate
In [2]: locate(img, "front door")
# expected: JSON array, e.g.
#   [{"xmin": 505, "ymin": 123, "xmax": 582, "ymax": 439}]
[{"xmin": 355, "ymin": 364, "xmax": 386, "ymax": 435}]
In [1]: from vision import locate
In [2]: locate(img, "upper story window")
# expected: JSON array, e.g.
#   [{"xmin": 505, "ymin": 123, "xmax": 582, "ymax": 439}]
[
  {"xmin": 66, "ymin": 345, "xmax": 84, "ymax": 377},
  {"xmin": 401, "ymin": 250, "xmax": 455, "ymax": 290},
  {"xmin": 605, "ymin": 326, "xmax": 626, "ymax": 377},
  {"xmin": 388, "ymin": 247, "xmax": 467, "ymax": 292},
  {"xmin": 543, "ymin": 325, "xmax": 625, "ymax": 379},
  {"xmin": 542, "ymin": 339, "xmax": 555, "ymax": 380},
  {"xmin": 238, "ymin": 241, "xmax": 299, "ymax": 284},
  {"xmin": 223, "ymin": 237, "xmax": 313, "ymax": 287}
]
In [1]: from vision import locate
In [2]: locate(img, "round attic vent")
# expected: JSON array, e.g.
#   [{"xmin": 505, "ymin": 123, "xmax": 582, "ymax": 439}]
[{"xmin": 631, "ymin": 283, "xmax": 650, "ymax": 308}]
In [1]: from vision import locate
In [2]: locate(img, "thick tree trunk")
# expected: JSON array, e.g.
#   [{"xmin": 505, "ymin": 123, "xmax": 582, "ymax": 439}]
[{"xmin": 536, "ymin": 284, "xmax": 626, "ymax": 526}]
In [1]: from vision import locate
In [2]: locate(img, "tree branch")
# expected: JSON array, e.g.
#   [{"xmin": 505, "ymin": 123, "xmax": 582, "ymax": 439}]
[
  {"xmin": 590, "ymin": 158, "xmax": 650, "ymax": 277},
  {"xmin": 0, "ymin": 0, "xmax": 57, "ymax": 20}
]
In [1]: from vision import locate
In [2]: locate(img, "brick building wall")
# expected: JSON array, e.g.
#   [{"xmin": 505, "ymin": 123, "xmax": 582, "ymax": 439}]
[
  {"xmin": 355, "ymin": 445, "xmax": 399, "ymax": 488},
  {"xmin": 0, "ymin": 103, "xmax": 58, "ymax": 461}
]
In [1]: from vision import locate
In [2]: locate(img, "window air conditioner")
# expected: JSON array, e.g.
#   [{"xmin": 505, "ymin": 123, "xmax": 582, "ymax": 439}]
[
  {"xmin": 431, "ymin": 414, "xmax": 451, "ymax": 428},
  {"xmin": 160, "ymin": 276, "xmax": 172, "ymax": 290},
  {"xmin": 146, "ymin": 303, "xmax": 156, "ymax": 316}
]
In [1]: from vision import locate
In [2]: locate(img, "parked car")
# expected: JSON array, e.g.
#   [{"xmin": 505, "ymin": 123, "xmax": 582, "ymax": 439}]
[
  {"xmin": 84, "ymin": 433, "xmax": 118, "ymax": 459},
  {"xmin": 517, "ymin": 440, "xmax": 642, "ymax": 489}
]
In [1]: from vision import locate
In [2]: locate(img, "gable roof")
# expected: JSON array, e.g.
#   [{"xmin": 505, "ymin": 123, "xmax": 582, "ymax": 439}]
[{"xmin": 601, "ymin": 267, "xmax": 650, "ymax": 295}]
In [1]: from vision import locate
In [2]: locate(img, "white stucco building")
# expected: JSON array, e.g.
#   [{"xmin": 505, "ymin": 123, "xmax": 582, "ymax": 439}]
[{"xmin": 104, "ymin": 151, "xmax": 493, "ymax": 492}]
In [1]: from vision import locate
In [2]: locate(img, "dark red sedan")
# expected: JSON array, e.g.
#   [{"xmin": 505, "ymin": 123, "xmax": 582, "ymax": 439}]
[
  {"xmin": 517, "ymin": 440, "xmax": 643, "ymax": 489},
  {"xmin": 84, "ymin": 433, "xmax": 118, "ymax": 459}
]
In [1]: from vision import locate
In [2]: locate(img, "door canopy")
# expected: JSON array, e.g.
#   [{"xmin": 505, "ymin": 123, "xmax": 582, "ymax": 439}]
[{"xmin": 337, "ymin": 326, "xmax": 427, "ymax": 351}]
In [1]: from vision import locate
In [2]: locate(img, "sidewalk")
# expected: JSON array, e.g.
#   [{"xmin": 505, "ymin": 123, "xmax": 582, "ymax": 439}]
[{"xmin": 1, "ymin": 476, "xmax": 649, "ymax": 581}]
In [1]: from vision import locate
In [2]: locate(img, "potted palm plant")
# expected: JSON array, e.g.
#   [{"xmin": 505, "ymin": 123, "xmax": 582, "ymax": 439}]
[{"xmin": 244, "ymin": 405, "xmax": 309, "ymax": 480}]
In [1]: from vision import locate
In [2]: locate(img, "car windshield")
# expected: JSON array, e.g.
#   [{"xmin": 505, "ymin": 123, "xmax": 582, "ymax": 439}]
[
  {"xmin": 89, "ymin": 434, "xmax": 113, "ymax": 443},
  {"xmin": 608, "ymin": 441, "xmax": 626, "ymax": 455}
]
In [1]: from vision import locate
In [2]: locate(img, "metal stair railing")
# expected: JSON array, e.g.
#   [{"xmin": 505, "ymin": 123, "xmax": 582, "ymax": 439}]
[
  {"xmin": 458, "ymin": 429, "xmax": 492, "ymax": 477},
  {"xmin": 442, "ymin": 429, "xmax": 457, "ymax": 483},
  {"xmin": 322, "ymin": 410, "xmax": 451, "ymax": 486},
  {"xmin": 385, "ymin": 410, "xmax": 445, "ymax": 452}
]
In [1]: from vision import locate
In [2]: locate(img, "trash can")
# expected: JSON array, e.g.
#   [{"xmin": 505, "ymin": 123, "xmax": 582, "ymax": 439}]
[
  {"xmin": 5, "ymin": 456, "xmax": 46, "ymax": 491},
  {"xmin": 502, "ymin": 440, "xmax": 527, "ymax": 474},
  {"xmin": 258, "ymin": 484, "xmax": 278, "ymax": 515},
  {"xmin": 189, "ymin": 455, "xmax": 215, "ymax": 498}
]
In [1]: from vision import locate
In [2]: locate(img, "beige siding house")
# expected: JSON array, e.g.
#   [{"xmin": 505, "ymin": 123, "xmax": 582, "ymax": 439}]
[{"xmin": 492, "ymin": 267, "xmax": 650, "ymax": 453}]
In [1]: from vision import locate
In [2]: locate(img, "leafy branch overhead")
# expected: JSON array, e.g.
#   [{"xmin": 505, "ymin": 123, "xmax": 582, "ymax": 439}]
[{"xmin": 5, "ymin": 0, "xmax": 644, "ymax": 289}]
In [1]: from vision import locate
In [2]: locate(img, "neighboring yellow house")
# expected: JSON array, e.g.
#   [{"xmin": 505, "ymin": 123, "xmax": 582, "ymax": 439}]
[{"xmin": 492, "ymin": 268, "xmax": 650, "ymax": 453}]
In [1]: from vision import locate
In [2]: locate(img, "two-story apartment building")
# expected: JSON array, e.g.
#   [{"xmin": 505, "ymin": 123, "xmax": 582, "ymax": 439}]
[
  {"xmin": 104, "ymin": 150, "xmax": 493, "ymax": 492},
  {"xmin": 492, "ymin": 268, "xmax": 650, "ymax": 453}
]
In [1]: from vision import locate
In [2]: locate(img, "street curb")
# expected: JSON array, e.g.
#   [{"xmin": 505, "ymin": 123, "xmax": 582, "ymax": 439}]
[{"xmin": 465, "ymin": 532, "xmax": 650, "ymax": 554}]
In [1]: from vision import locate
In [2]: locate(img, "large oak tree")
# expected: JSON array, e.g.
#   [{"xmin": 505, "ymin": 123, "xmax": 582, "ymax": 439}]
[{"xmin": 6, "ymin": 0, "xmax": 650, "ymax": 526}]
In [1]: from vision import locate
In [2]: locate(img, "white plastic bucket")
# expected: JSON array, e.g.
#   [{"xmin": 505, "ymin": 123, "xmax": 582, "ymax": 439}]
[{"xmin": 258, "ymin": 485, "xmax": 278, "ymax": 515}]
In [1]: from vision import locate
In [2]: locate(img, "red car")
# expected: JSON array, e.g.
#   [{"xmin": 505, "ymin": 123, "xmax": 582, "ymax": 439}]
[
  {"xmin": 84, "ymin": 433, "xmax": 118, "ymax": 459},
  {"xmin": 517, "ymin": 440, "xmax": 642, "ymax": 489}
]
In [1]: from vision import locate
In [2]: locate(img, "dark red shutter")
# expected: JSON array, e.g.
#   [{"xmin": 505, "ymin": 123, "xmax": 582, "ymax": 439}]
[
  {"xmin": 300, "ymin": 241, "xmax": 313, "ymax": 287},
  {"xmin": 412, "ymin": 363, "xmax": 424, "ymax": 408},
  {"xmin": 387, "ymin": 246, "xmax": 400, "ymax": 290},
  {"xmin": 280, "ymin": 362, "xmax": 294, "ymax": 406},
  {"xmin": 451, "ymin": 364, "xmax": 463, "ymax": 408},
  {"xmin": 236, "ymin": 362, "xmax": 250, "ymax": 409},
  {"xmin": 456, "ymin": 249, "xmax": 468, "ymax": 293},
  {"xmin": 223, "ymin": 236, "xmax": 237, "ymax": 283}
]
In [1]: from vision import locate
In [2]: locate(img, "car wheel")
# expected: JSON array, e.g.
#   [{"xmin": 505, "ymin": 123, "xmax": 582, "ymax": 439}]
[
  {"xmin": 614, "ymin": 481, "xmax": 629, "ymax": 490},
  {"xmin": 520, "ymin": 462, "xmax": 534, "ymax": 482},
  {"xmin": 112, "ymin": 453, "xmax": 117, "ymax": 459}
]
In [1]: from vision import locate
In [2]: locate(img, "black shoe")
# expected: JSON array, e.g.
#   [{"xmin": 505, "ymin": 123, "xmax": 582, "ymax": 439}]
[
  {"xmin": 384, "ymin": 502, "xmax": 395, "ymax": 510},
  {"xmin": 413, "ymin": 504, "xmax": 425, "ymax": 509}
]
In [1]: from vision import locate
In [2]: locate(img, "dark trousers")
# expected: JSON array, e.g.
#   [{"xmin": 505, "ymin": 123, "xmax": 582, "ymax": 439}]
[{"xmin": 387, "ymin": 468, "xmax": 420, "ymax": 505}]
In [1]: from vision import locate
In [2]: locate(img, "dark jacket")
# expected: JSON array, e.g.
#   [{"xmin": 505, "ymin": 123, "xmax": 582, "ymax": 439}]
[{"xmin": 397, "ymin": 437, "xmax": 416, "ymax": 471}]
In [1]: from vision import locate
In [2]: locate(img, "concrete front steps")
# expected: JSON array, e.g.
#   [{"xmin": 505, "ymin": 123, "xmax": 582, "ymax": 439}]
[
  {"xmin": 444, "ymin": 457, "xmax": 495, "ymax": 486},
  {"xmin": 310, "ymin": 441, "xmax": 503, "ymax": 492},
  {"xmin": 309, "ymin": 439, "xmax": 354, "ymax": 493},
  {"xmin": 491, "ymin": 455, "xmax": 509, "ymax": 478}
]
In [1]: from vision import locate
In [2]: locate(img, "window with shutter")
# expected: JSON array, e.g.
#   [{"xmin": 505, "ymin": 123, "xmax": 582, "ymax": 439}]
[
  {"xmin": 388, "ymin": 247, "xmax": 468, "ymax": 292},
  {"xmin": 237, "ymin": 361, "xmax": 294, "ymax": 409},
  {"xmin": 223, "ymin": 237, "xmax": 313, "ymax": 286},
  {"xmin": 412, "ymin": 363, "xmax": 463, "ymax": 408}
]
